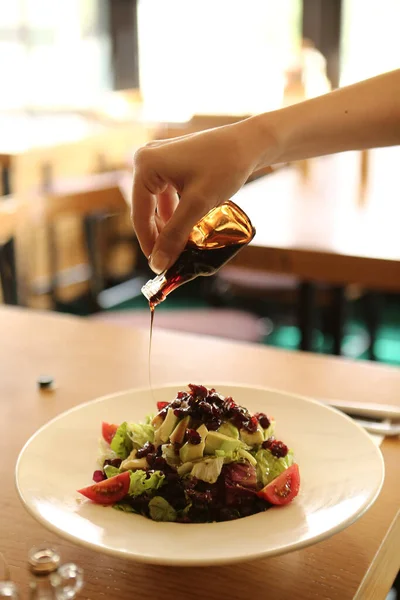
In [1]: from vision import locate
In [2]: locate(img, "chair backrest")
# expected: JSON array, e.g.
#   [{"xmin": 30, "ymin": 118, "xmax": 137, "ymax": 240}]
[
  {"xmin": 11, "ymin": 122, "xmax": 149, "ymax": 194},
  {"xmin": 34, "ymin": 172, "xmax": 128, "ymax": 223},
  {"xmin": 0, "ymin": 197, "xmax": 26, "ymax": 305},
  {"xmin": 0, "ymin": 197, "xmax": 24, "ymax": 244}
]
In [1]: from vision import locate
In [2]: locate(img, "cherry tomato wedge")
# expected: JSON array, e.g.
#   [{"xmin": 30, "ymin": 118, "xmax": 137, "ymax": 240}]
[
  {"xmin": 157, "ymin": 401, "xmax": 169, "ymax": 411},
  {"xmin": 257, "ymin": 464, "xmax": 300, "ymax": 506},
  {"xmin": 78, "ymin": 471, "xmax": 130, "ymax": 505},
  {"xmin": 102, "ymin": 422, "xmax": 119, "ymax": 445}
]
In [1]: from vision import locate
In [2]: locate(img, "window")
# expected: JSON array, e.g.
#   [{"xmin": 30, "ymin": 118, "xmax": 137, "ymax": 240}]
[
  {"xmin": 138, "ymin": 0, "xmax": 302, "ymax": 122},
  {"xmin": 0, "ymin": 0, "xmax": 112, "ymax": 110},
  {"xmin": 340, "ymin": 0, "xmax": 400, "ymax": 85}
]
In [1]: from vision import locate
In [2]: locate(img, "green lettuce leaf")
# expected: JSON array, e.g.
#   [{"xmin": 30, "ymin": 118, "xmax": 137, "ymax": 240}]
[
  {"xmin": 110, "ymin": 422, "xmax": 133, "ymax": 459},
  {"xmin": 128, "ymin": 470, "xmax": 165, "ymax": 497},
  {"xmin": 104, "ymin": 465, "xmax": 120, "ymax": 479},
  {"xmin": 113, "ymin": 503, "xmax": 137, "ymax": 513},
  {"xmin": 128, "ymin": 422, "xmax": 154, "ymax": 448},
  {"xmin": 255, "ymin": 448, "xmax": 294, "ymax": 486},
  {"xmin": 191, "ymin": 456, "xmax": 224, "ymax": 484},
  {"xmin": 148, "ymin": 497, "xmax": 176, "ymax": 522}
]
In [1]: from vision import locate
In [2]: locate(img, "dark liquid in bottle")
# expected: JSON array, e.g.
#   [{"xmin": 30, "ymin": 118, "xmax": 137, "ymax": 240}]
[
  {"xmin": 148, "ymin": 241, "xmax": 244, "ymax": 309},
  {"xmin": 145, "ymin": 200, "xmax": 255, "ymax": 397}
]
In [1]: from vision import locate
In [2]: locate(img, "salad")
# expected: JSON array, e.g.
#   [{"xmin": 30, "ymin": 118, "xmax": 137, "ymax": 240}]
[{"xmin": 78, "ymin": 384, "xmax": 300, "ymax": 522}]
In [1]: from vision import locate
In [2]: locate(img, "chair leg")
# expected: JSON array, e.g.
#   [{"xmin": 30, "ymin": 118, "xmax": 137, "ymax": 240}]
[
  {"xmin": 298, "ymin": 282, "xmax": 316, "ymax": 351},
  {"xmin": 0, "ymin": 239, "xmax": 18, "ymax": 305},
  {"xmin": 362, "ymin": 291, "xmax": 381, "ymax": 361},
  {"xmin": 331, "ymin": 286, "xmax": 346, "ymax": 356}
]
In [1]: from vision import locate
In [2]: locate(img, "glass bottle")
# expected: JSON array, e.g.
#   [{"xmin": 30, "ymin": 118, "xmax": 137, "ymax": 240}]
[
  {"xmin": 28, "ymin": 547, "xmax": 83, "ymax": 600},
  {"xmin": 0, "ymin": 582, "xmax": 20, "ymax": 598},
  {"xmin": 141, "ymin": 200, "xmax": 256, "ymax": 308}
]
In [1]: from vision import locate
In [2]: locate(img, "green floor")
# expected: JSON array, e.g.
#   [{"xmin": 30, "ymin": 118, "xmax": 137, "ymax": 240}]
[{"xmin": 103, "ymin": 283, "xmax": 400, "ymax": 366}]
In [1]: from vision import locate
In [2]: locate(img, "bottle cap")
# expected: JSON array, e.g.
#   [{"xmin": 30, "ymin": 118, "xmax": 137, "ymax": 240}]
[{"xmin": 28, "ymin": 547, "xmax": 60, "ymax": 575}]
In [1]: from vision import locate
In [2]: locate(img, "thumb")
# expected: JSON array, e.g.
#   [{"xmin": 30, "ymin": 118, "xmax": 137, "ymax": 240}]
[{"xmin": 149, "ymin": 192, "xmax": 213, "ymax": 274}]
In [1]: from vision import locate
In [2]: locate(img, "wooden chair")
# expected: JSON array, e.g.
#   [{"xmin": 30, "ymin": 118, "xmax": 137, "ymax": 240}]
[
  {"xmin": 29, "ymin": 172, "xmax": 129, "ymax": 309},
  {"xmin": 0, "ymin": 197, "xmax": 25, "ymax": 305}
]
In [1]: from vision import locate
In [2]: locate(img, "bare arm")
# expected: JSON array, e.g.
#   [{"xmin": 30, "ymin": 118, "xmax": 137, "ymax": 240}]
[
  {"xmin": 132, "ymin": 70, "xmax": 400, "ymax": 273},
  {"xmin": 251, "ymin": 69, "xmax": 400, "ymax": 167}
]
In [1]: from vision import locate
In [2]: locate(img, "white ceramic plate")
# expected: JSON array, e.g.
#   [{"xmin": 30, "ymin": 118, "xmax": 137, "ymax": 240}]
[{"xmin": 16, "ymin": 384, "xmax": 384, "ymax": 566}]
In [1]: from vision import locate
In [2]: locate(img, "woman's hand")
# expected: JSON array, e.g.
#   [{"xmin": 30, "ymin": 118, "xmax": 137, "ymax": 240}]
[{"xmin": 132, "ymin": 118, "xmax": 276, "ymax": 273}]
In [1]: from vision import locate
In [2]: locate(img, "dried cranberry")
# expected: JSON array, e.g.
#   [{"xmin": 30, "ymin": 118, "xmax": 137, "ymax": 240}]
[
  {"xmin": 207, "ymin": 418, "xmax": 222, "ymax": 431},
  {"xmin": 171, "ymin": 399, "xmax": 182, "ymax": 408},
  {"xmin": 244, "ymin": 416, "xmax": 258, "ymax": 433},
  {"xmin": 174, "ymin": 407, "xmax": 187, "ymax": 418},
  {"xmin": 198, "ymin": 401, "xmax": 213, "ymax": 417},
  {"xmin": 188, "ymin": 384, "xmax": 208, "ymax": 399},
  {"xmin": 146, "ymin": 452, "xmax": 156, "ymax": 467},
  {"xmin": 159, "ymin": 408, "xmax": 168, "ymax": 420},
  {"xmin": 223, "ymin": 397, "xmax": 236, "ymax": 415},
  {"xmin": 211, "ymin": 405, "xmax": 222, "ymax": 418},
  {"xmin": 153, "ymin": 456, "xmax": 167, "ymax": 469},
  {"xmin": 262, "ymin": 437, "xmax": 275, "ymax": 450},
  {"xmin": 157, "ymin": 401, "xmax": 169, "ymax": 411},
  {"xmin": 136, "ymin": 441, "xmax": 155, "ymax": 458},
  {"xmin": 177, "ymin": 391, "xmax": 188, "ymax": 400},
  {"xmin": 93, "ymin": 470, "xmax": 106, "ymax": 482},
  {"xmin": 269, "ymin": 440, "xmax": 288, "ymax": 458},
  {"xmin": 186, "ymin": 428, "xmax": 202, "ymax": 445},
  {"xmin": 255, "ymin": 412, "xmax": 271, "ymax": 429}
]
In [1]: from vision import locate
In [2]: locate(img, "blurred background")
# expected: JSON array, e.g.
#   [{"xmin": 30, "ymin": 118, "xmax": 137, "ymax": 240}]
[{"xmin": 0, "ymin": 0, "xmax": 399, "ymax": 366}]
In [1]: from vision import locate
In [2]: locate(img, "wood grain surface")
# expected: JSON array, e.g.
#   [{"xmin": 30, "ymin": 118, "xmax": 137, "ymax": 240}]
[{"xmin": 1, "ymin": 307, "xmax": 399, "ymax": 599}]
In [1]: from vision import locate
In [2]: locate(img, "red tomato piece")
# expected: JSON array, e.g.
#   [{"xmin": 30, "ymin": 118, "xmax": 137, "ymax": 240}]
[
  {"xmin": 78, "ymin": 472, "xmax": 130, "ymax": 505},
  {"xmin": 102, "ymin": 422, "xmax": 119, "ymax": 445},
  {"xmin": 257, "ymin": 464, "xmax": 300, "ymax": 506},
  {"xmin": 157, "ymin": 401, "xmax": 169, "ymax": 411}
]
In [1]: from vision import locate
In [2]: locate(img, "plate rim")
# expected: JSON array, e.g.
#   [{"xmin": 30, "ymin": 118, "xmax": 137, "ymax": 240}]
[{"xmin": 15, "ymin": 382, "xmax": 385, "ymax": 566}]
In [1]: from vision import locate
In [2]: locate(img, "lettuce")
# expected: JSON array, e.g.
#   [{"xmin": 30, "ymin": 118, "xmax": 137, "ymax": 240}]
[
  {"xmin": 255, "ymin": 448, "xmax": 294, "ymax": 486},
  {"xmin": 104, "ymin": 465, "xmax": 120, "ymax": 479},
  {"xmin": 191, "ymin": 457, "xmax": 224, "ymax": 484},
  {"xmin": 113, "ymin": 503, "xmax": 136, "ymax": 513},
  {"xmin": 148, "ymin": 497, "xmax": 176, "ymax": 522},
  {"xmin": 110, "ymin": 422, "xmax": 133, "ymax": 459},
  {"xmin": 128, "ymin": 422, "xmax": 154, "ymax": 448},
  {"xmin": 128, "ymin": 470, "xmax": 165, "ymax": 497}
]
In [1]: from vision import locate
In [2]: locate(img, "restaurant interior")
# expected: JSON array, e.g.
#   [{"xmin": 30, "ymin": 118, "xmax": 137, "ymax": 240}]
[{"xmin": 1, "ymin": 1, "xmax": 399, "ymax": 599}]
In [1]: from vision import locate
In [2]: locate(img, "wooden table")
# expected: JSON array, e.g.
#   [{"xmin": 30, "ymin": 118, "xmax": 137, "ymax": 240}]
[
  {"xmin": 232, "ymin": 151, "xmax": 400, "ymax": 291},
  {"xmin": 231, "ymin": 150, "xmax": 400, "ymax": 354},
  {"xmin": 1, "ymin": 306, "xmax": 399, "ymax": 599}
]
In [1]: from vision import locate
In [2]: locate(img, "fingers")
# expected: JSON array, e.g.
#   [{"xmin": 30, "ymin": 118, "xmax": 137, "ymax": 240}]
[
  {"xmin": 149, "ymin": 190, "xmax": 213, "ymax": 274},
  {"xmin": 156, "ymin": 185, "xmax": 179, "ymax": 225},
  {"xmin": 131, "ymin": 175, "xmax": 158, "ymax": 258}
]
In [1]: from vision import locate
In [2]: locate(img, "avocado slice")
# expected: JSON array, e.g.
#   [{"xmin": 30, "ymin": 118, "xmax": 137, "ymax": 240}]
[
  {"xmin": 205, "ymin": 431, "xmax": 242, "ymax": 455},
  {"xmin": 170, "ymin": 416, "xmax": 191, "ymax": 444},
  {"xmin": 120, "ymin": 456, "xmax": 148, "ymax": 471},
  {"xmin": 196, "ymin": 423, "xmax": 208, "ymax": 441},
  {"xmin": 179, "ymin": 438, "xmax": 205, "ymax": 463},
  {"xmin": 238, "ymin": 448, "xmax": 257, "ymax": 466},
  {"xmin": 240, "ymin": 424, "xmax": 264, "ymax": 446},
  {"xmin": 151, "ymin": 413, "xmax": 164, "ymax": 429},
  {"xmin": 158, "ymin": 408, "xmax": 178, "ymax": 443},
  {"xmin": 218, "ymin": 422, "xmax": 239, "ymax": 439}
]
